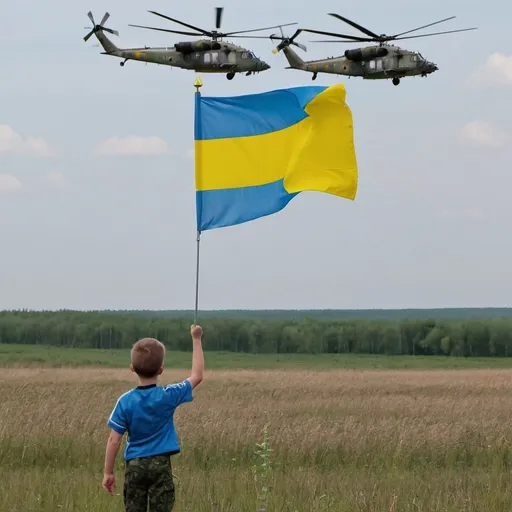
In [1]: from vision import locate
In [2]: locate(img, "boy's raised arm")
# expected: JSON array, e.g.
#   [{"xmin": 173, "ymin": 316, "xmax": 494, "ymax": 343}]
[{"xmin": 187, "ymin": 325, "xmax": 204, "ymax": 389}]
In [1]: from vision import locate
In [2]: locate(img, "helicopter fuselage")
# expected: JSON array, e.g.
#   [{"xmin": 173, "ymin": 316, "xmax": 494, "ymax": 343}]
[
  {"xmin": 270, "ymin": 12, "xmax": 475, "ymax": 85},
  {"xmin": 312, "ymin": 46, "xmax": 436, "ymax": 78},
  {"xmin": 95, "ymin": 30, "xmax": 269, "ymax": 77},
  {"xmin": 282, "ymin": 44, "xmax": 438, "ymax": 84},
  {"xmin": 114, "ymin": 45, "xmax": 269, "ymax": 73}
]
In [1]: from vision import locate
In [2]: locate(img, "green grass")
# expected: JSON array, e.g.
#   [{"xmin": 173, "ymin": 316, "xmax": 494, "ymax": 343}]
[{"xmin": 2, "ymin": 343, "xmax": 512, "ymax": 369}]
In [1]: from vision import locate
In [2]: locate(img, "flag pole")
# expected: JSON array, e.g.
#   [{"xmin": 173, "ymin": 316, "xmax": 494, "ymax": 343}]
[
  {"xmin": 193, "ymin": 77, "xmax": 203, "ymax": 325},
  {"xmin": 194, "ymin": 229, "xmax": 201, "ymax": 325}
]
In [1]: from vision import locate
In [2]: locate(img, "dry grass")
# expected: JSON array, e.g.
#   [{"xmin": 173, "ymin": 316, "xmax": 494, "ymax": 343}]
[{"xmin": 2, "ymin": 367, "xmax": 512, "ymax": 511}]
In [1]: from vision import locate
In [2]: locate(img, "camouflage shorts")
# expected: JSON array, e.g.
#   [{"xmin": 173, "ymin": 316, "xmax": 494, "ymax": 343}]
[{"xmin": 123, "ymin": 454, "xmax": 175, "ymax": 512}]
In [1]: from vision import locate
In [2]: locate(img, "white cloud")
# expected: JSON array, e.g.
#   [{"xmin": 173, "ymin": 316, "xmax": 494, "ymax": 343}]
[
  {"xmin": 0, "ymin": 174, "xmax": 22, "ymax": 192},
  {"xmin": 471, "ymin": 53, "xmax": 512, "ymax": 87},
  {"xmin": 460, "ymin": 120, "xmax": 507, "ymax": 148},
  {"xmin": 44, "ymin": 171, "xmax": 65, "ymax": 187},
  {"xmin": 0, "ymin": 125, "xmax": 56, "ymax": 157},
  {"xmin": 94, "ymin": 135, "xmax": 170, "ymax": 156}
]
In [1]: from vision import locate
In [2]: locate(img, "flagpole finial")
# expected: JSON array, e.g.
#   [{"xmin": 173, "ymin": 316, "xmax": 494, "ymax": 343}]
[{"xmin": 194, "ymin": 76, "xmax": 203, "ymax": 93}]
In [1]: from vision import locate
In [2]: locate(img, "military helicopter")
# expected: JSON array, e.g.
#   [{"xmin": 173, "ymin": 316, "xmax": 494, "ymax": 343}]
[
  {"xmin": 84, "ymin": 9, "xmax": 296, "ymax": 80},
  {"xmin": 268, "ymin": 14, "xmax": 477, "ymax": 85}
]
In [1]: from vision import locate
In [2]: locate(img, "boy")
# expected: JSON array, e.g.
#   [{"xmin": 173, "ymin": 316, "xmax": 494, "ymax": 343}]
[{"xmin": 102, "ymin": 324, "xmax": 204, "ymax": 511}]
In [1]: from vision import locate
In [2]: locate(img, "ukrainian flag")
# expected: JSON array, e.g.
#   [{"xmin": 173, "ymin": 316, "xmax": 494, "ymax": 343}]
[{"xmin": 194, "ymin": 83, "xmax": 358, "ymax": 231}]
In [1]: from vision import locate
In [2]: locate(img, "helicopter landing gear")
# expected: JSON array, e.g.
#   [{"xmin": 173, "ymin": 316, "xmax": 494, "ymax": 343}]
[
  {"xmin": 120, "ymin": 59, "xmax": 127, "ymax": 67},
  {"xmin": 392, "ymin": 77, "xmax": 400, "ymax": 86},
  {"xmin": 226, "ymin": 72, "xmax": 235, "ymax": 80},
  {"xmin": 312, "ymin": 72, "xmax": 317, "ymax": 81}
]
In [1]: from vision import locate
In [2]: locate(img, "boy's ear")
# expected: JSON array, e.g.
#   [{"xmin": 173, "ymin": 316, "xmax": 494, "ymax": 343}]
[
  {"xmin": 158, "ymin": 365, "xmax": 164, "ymax": 375},
  {"xmin": 130, "ymin": 364, "xmax": 135, "ymax": 373}
]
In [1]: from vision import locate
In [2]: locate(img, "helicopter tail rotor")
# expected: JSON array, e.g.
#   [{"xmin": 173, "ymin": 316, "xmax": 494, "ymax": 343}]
[
  {"xmin": 271, "ymin": 27, "xmax": 306, "ymax": 53},
  {"xmin": 83, "ymin": 11, "xmax": 119, "ymax": 42}
]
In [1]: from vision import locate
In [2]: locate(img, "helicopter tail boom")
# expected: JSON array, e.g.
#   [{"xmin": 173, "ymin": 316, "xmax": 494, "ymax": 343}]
[
  {"xmin": 95, "ymin": 30, "xmax": 120, "ymax": 55},
  {"xmin": 279, "ymin": 45, "xmax": 306, "ymax": 69}
]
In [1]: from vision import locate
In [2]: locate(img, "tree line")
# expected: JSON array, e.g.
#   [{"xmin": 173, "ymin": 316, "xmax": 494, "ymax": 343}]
[
  {"xmin": 101, "ymin": 308, "xmax": 512, "ymax": 320},
  {"xmin": 1, "ymin": 310, "xmax": 512, "ymax": 356}
]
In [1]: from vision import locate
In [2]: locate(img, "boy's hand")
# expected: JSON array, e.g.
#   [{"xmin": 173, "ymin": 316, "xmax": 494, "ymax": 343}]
[
  {"xmin": 191, "ymin": 324, "xmax": 203, "ymax": 339},
  {"xmin": 188, "ymin": 324, "xmax": 204, "ymax": 389},
  {"xmin": 102, "ymin": 473, "xmax": 116, "ymax": 495}
]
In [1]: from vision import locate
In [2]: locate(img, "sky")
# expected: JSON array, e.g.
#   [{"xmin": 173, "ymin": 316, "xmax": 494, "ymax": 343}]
[{"xmin": 1, "ymin": 0, "xmax": 511, "ymax": 311}]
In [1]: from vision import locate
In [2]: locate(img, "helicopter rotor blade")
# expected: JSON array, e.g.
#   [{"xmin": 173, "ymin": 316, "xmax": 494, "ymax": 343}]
[
  {"xmin": 83, "ymin": 30, "xmax": 94, "ymax": 42},
  {"xmin": 299, "ymin": 28, "xmax": 372, "ymax": 42},
  {"xmin": 392, "ymin": 16, "xmax": 456, "ymax": 37},
  {"xmin": 224, "ymin": 22, "xmax": 297, "ymax": 36},
  {"xmin": 290, "ymin": 39, "xmax": 307, "ymax": 52},
  {"xmin": 145, "ymin": 8, "xmax": 296, "ymax": 42},
  {"xmin": 102, "ymin": 27, "xmax": 119, "ymax": 36},
  {"xmin": 225, "ymin": 35, "xmax": 275, "ymax": 39},
  {"xmin": 289, "ymin": 28, "xmax": 303, "ymax": 40},
  {"xmin": 288, "ymin": 28, "xmax": 306, "ymax": 50},
  {"xmin": 228, "ymin": 32, "xmax": 306, "ymax": 51},
  {"xmin": 215, "ymin": 7, "xmax": 223, "ymax": 29},
  {"xmin": 309, "ymin": 39, "xmax": 365, "ymax": 43},
  {"xmin": 328, "ymin": 13, "xmax": 380, "ymax": 39},
  {"xmin": 128, "ymin": 24, "xmax": 203, "ymax": 36},
  {"xmin": 84, "ymin": 12, "xmax": 96, "ymax": 41},
  {"xmin": 148, "ymin": 10, "xmax": 210, "ymax": 36},
  {"xmin": 393, "ymin": 26, "xmax": 477, "ymax": 41},
  {"xmin": 100, "ymin": 12, "xmax": 110, "ymax": 26}
]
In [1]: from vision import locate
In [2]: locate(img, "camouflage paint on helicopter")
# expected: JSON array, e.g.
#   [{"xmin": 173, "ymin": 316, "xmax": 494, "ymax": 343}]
[
  {"xmin": 84, "ymin": 9, "xmax": 296, "ymax": 80},
  {"xmin": 268, "ymin": 14, "xmax": 476, "ymax": 85}
]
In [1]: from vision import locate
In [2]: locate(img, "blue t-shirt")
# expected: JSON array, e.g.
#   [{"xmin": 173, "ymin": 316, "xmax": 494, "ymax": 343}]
[{"xmin": 107, "ymin": 380, "xmax": 193, "ymax": 461}]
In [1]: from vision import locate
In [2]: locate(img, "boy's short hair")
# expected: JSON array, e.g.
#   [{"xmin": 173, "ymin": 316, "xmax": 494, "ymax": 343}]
[{"xmin": 131, "ymin": 338, "xmax": 165, "ymax": 378}]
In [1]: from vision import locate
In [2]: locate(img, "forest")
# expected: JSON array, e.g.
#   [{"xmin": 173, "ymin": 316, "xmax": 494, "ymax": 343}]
[{"xmin": 1, "ymin": 309, "xmax": 512, "ymax": 356}]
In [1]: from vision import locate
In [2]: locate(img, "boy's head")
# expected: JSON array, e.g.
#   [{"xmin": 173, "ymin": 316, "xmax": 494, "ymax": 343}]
[{"xmin": 130, "ymin": 338, "xmax": 165, "ymax": 379}]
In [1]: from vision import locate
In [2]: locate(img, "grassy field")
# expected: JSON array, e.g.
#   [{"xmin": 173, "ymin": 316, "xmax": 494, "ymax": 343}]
[
  {"xmin": 4, "ymin": 343, "xmax": 512, "ymax": 370},
  {"xmin": 3, "ymin": 349, "xmax": 512, "ymax": 511}
]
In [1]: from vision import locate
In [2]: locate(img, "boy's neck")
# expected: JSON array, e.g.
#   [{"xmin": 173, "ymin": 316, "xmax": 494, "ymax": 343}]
[{"xmin": 137, "ymin": 376, "xmax": 159, "ymax": 387}]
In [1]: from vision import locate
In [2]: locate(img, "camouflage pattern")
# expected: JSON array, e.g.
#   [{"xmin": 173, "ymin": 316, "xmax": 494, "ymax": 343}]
[
  {"xmin": 124, "ymin": 454, "xmax": 175, "ymax": 512},
  {"xmin": 275, "ymin": 37, "xmax": 438, "ymax": 86},
  {"xmin": 269, "ymin": 14, "xmax": 478, "ymax": 85},
  {"xmin": 86, "ymin": 11, "xmax": 270, "ymax": 79}
]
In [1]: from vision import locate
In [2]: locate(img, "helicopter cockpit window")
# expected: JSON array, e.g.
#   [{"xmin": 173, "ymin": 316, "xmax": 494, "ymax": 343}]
[{"xmin": 241, "ymin": 52, "xmax": 248, "ymax": 59}]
